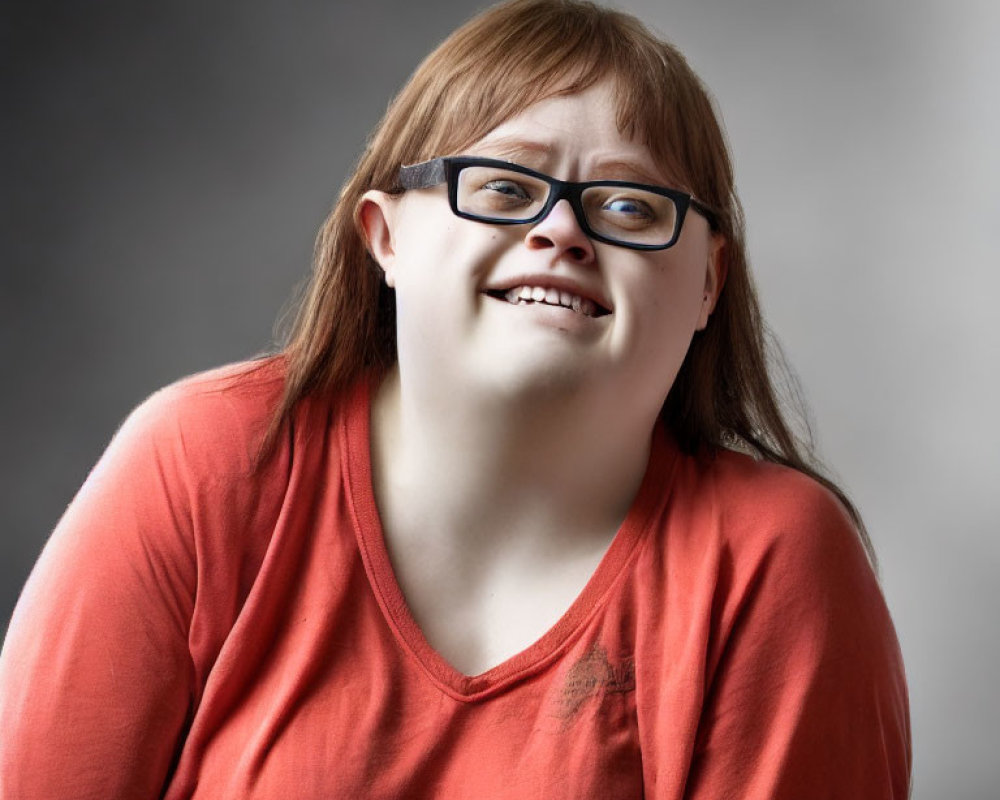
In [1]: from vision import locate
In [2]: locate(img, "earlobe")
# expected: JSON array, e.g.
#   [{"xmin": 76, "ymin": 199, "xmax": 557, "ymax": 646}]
[
  {"xmin": 358, "ymin": 190, "xmax": 398, "ymax": 287},
  {"xmin": 696, "ymin": 235, "xmax": 727, "ymax": 330}
]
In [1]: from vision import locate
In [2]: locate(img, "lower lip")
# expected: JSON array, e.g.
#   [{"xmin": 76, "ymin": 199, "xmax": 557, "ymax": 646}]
[{"xmin": 487, "ymin": 294, "xmax": 606, "ymax": 331}]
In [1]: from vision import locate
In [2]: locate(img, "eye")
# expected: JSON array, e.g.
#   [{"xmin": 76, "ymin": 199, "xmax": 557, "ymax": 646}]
[
  {"xmin": 457, "ymin": 165, "xmax": 548, "ymax": 218},
  {"xmin": 482, "ymin": 179, "xmax": 532, "ymax": 201},
  {"xmin": 602, "ymin": 196, "xmax": 655, "ymax": 219}
]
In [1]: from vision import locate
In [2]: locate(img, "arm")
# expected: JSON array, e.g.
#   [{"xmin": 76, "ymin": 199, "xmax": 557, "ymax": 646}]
[
  {"xmin": 686, "ymin": 484, "xmax": 911, "ymax": 799},
  {"xmin": 0, "ymin": 390, "xmax": 199, "ymax": 799}
]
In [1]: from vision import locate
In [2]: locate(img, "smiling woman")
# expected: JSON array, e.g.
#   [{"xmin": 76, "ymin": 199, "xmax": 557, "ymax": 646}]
[
  {"xmin": 362, "ymin": 80, "xmax": 721, "ymax": 438},
  {"xmin": 0, "ymin": 1, "xmax": 910, "ymax": 798}
]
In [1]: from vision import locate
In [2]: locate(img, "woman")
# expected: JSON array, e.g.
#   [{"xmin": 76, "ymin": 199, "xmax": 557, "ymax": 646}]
[{"xmin": 0, "ymin": 1, "xmax": 910, "ymax": 797}]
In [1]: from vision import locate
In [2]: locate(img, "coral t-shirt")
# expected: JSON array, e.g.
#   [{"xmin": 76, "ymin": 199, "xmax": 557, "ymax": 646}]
[{"xmin": 0, "ymin": 362, "xmax": 910, "ymax": 798}]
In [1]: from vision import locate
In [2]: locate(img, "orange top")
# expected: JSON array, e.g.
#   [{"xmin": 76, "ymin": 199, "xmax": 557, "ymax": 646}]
[{"xmin": 0, "ymin": 362, "xmax": 910, "ymax": 798}]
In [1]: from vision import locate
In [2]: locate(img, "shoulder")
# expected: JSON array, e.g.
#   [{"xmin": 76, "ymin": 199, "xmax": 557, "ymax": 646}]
[
  {"xmin": 105, "ymin": 357, "xmax": 288, "ymax": 483},
  {"xmin": 675, "ymin": 447, "xmax": 868, "ymax": 579},
  {"xmin": 669, "ymin": 446, "xmax": 905, "ymax": 687},
  {"xmin": 664, "ymin": 447, "xmax": 897, "ymax": 671}
]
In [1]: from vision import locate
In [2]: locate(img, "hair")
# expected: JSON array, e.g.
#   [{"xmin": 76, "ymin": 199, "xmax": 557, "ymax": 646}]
[{"xmin": 265, "ymin": 0, "xmax": 873, "ymax": 563}]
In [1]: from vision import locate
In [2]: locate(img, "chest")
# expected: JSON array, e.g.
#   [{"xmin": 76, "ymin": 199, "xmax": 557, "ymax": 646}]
[
  {"xmin": 161, "ymin": 421, "xmax": 707, "ymax": 799},
  {"xmin": 387, "ymin": 525, "xmax": 620, "ymax": 677},
  {"xmin": 164, "ymin": 546, "xmax": 653, "ymax": 800}
]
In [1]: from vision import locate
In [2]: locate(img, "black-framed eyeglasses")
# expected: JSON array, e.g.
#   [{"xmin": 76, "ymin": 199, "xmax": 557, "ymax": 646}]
[{"xmin": 397, "ymin": 156, "xmax": 718, "ymax": 251}]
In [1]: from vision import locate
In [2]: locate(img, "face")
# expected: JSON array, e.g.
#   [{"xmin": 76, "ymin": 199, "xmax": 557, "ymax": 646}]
[{"xmin": 361, "ymin": 79, "xmax": 723, "ymax": 423}]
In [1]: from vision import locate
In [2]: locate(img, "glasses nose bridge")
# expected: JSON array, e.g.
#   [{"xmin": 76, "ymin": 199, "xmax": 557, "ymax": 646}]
[{"xmin": 541, "ymin": 177, "xmax": 591, "ymax": 234}]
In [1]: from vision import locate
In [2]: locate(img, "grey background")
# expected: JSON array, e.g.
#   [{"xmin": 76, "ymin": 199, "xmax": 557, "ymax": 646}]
[{"xmin": 3, "ymin": 0, "xmax": 998, "ymax": 796}]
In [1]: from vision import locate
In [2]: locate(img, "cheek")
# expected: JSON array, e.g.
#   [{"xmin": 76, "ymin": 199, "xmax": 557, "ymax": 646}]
[
  {"xmin": 637, "ymin": 250, "xmax": 710, "ymax": 329},
  {"xmin": 613, "ymin": 248, "xmax": 710, "ymax": 382},
  {"xmin": 389, "ymin": 221, "xmax": 501, "ymax": 339},
  {"xmin": 394, "ymin": 210, "xmax": 509, "ymax": 284},
  {"xmin": 640, "ymin": 278, "xmax": 704, "ymax": 352},
  {"xmin": 650, "ymin": 235, "xmax": 715, "ymax": 326}
]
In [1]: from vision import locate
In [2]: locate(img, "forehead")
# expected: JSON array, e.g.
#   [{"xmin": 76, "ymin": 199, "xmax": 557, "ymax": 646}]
[{"xmin": 462, "ymin": 80, "xmax": 669, "ymax": 185}]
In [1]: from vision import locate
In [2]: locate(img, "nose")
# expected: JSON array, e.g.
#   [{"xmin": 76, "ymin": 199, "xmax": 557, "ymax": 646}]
[{"xmin": 524, "ymin": 199, "xmax": 596, "ymax": 264}]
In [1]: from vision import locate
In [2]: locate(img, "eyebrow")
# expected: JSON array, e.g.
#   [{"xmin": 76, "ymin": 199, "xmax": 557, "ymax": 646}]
[
  {"xmin": 589, "ymin": 159, "xmax": 666, "ymax": 187},
  {"xmin": 471, "ymin": 137, "xmax": 669, "ymax": 187},
  {"xmin": 472, "ymin": 137, "xmax": 552, "ymax": 163}
]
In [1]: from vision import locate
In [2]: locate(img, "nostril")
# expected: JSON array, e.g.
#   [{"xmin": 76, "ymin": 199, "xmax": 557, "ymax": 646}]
[
  {"xmin": 567, "ymin": 245, "xmax": 588, "ymax": 261},
  {"xmin": 526, "ymin": 233, "xmax": 555, "ymax": 251}
]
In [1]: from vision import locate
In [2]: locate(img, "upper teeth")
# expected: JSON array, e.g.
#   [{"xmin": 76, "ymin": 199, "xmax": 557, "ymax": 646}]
[{"xmin": 502, "ymin": 285, "xmax": 598, "ymax": 317}]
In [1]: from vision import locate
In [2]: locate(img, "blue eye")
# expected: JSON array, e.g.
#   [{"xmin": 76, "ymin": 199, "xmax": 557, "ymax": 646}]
[{"xmin": 603, "ymin": 197, "xmax": 653, "ymax": 218}]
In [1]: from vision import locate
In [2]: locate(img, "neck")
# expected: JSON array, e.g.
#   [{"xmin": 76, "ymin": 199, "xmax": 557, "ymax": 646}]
[{"xmin": 371, "ymin": 367, "xmax": 658, "ymax": 547}]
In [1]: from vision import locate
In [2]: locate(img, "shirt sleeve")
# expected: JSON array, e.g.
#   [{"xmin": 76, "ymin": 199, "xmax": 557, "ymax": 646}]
[
  {"xmin": 0, "ymin": 388, "xmax": 200, "ymax": 799},
  {"xmin": 685, "ymin": 482, "xmax": 911, "ymax": 799}
]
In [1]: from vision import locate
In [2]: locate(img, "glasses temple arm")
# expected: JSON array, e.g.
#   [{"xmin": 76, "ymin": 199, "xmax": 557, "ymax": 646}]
[
  {"xmin": 398, "ymin": 158, "xmax": 447, "ymax": 190},
  {"xmin": 689, "ymin": 197, "xmax": 722, "ymax": 230}
]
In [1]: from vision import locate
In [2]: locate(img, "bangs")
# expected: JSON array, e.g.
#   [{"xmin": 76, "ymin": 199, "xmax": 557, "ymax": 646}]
[{"xmin": 411, "ymin": 6, "xmax": 665, "ymax": 159}]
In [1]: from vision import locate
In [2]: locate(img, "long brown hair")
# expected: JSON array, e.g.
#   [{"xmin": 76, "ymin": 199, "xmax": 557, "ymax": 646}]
[{"xmin": 267, "ymin": 0, "xmax": 873, "ymax": 562}]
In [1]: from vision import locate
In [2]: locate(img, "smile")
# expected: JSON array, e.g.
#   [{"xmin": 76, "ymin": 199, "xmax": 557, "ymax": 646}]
[{"xmin": 485, "ymin": 286, "xmax": 611, "ymax": 318}]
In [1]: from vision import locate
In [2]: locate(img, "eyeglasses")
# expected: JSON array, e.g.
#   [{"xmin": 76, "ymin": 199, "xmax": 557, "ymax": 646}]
[{"xmin": 397, "ymin": 156, "xmax": 717, "ymax": 251}]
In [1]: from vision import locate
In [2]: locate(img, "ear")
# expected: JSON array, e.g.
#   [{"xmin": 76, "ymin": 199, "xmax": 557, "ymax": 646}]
[
  {"xmin": 696, "ymin": 234, "xmax": 727, "ymax": 331},
  {"xmin": 358, "ymin": 190, "xmax": 400, "ymax": 288}
]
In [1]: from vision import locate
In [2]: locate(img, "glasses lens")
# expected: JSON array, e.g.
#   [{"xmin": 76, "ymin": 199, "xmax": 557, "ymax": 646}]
[
  {"xmin": 456, "ymin": 165, "xmax": 550, "ymax": 221},
  {"xmin": 581, "ymin": 186, "xmax": 679, "ymax": 246}
]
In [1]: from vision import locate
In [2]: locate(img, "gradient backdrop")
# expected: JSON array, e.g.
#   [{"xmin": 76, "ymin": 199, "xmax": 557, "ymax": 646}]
[{"xmin": 3, "ymin": 1, "xmax": 998, "ymax": 796}]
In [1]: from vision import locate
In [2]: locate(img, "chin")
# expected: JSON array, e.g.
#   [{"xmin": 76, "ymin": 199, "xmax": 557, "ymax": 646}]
[{"xmin": 467, "ymin": 352, "xmax": 597, "ymax": 400}]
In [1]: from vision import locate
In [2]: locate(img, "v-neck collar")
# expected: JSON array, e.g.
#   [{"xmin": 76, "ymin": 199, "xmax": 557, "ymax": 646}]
[{"xmin": 339, "ymin": 378, "xmax": 678, "ymax": 701}]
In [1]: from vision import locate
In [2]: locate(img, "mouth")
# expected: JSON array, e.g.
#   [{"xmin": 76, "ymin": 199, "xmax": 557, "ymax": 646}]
[{"xmin": 484, "ymin": 285, "xmax": 611, "ymax": 318}]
